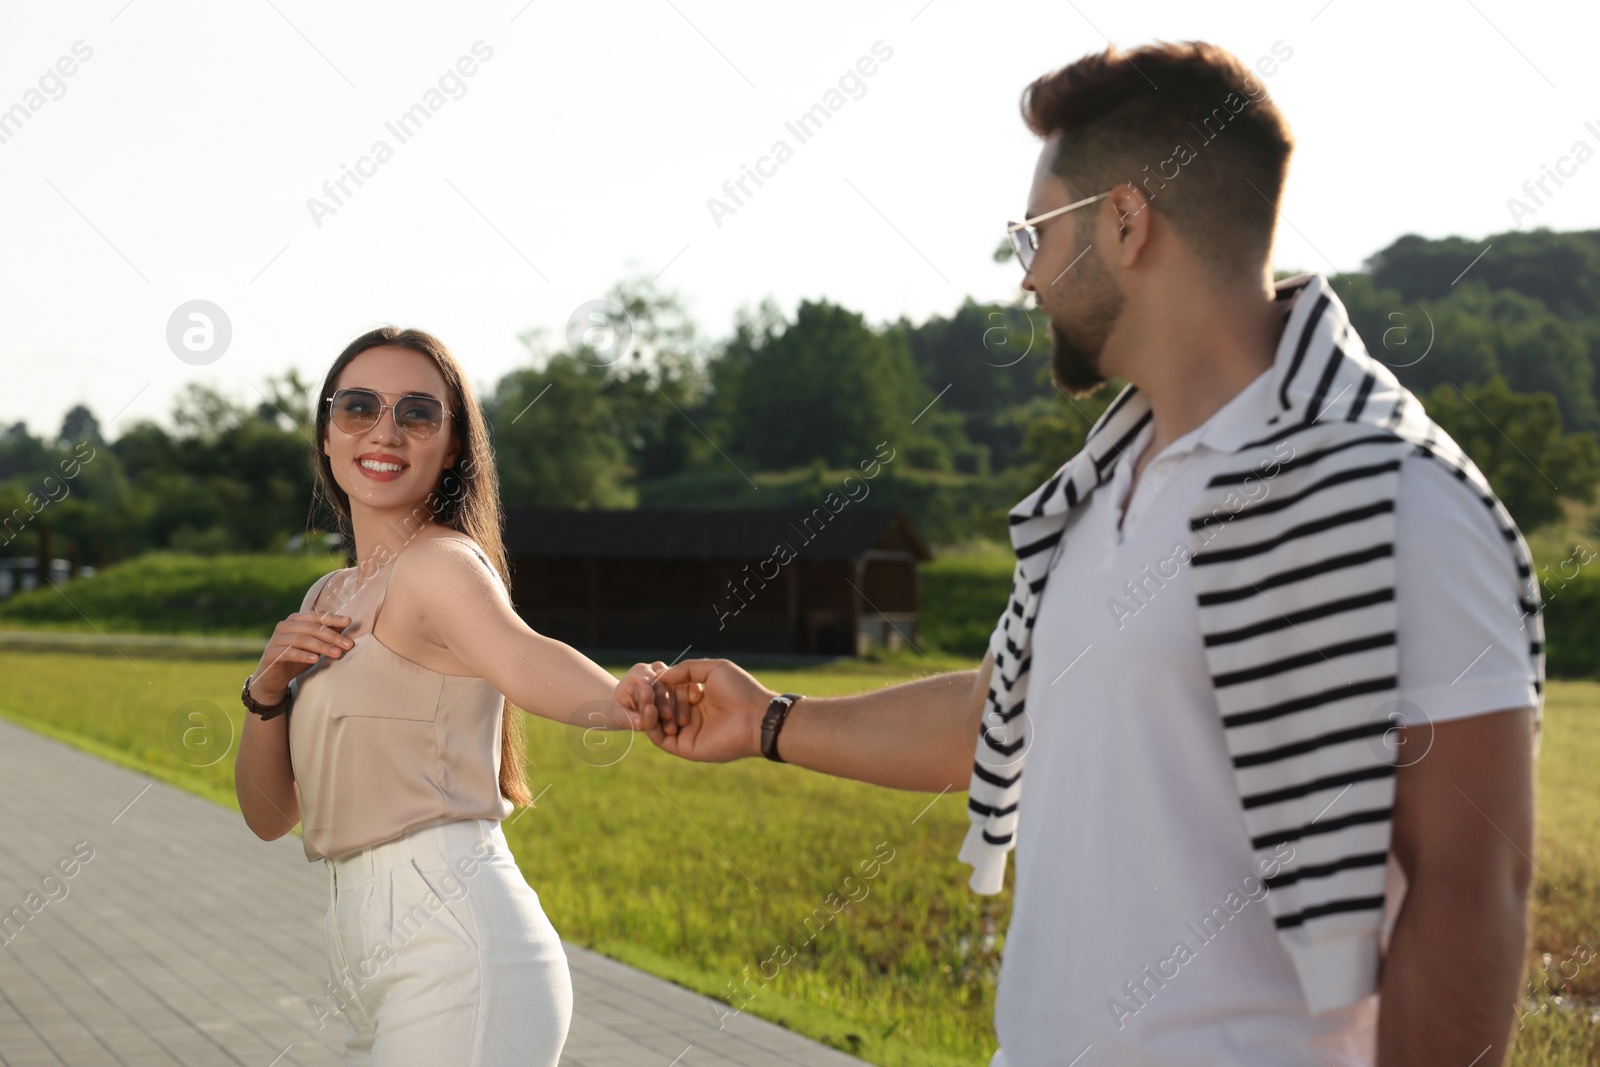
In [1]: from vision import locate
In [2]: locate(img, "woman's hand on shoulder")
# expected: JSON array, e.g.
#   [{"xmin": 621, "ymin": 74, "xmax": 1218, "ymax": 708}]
[{"xmin": 252, "ymin": 608, "xmax": 356, "ymax": 702}]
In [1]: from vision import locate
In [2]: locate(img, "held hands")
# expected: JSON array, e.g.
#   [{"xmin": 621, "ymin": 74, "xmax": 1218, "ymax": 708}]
[
  {"xmin": 610, "ymin": 661, "xmax": 688, "ymax": 733},
  {"xmin": 633, "ymin": 658, "xmax": 776, "ymax": 762},
  {"xmin": 251, "ymin": 610, "xmax": 357, "ymax": 703}
]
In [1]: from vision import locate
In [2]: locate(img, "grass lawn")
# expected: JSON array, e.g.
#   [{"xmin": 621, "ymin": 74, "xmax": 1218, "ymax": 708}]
[{"xmin": 0, "ymin": 646, "xmax": 1595, "ymax": 1063}]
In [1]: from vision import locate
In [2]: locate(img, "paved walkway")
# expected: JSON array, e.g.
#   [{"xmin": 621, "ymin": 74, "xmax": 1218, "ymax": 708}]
[{"xmin": 0, "ymin": 718, "xmax": 869, "ymax": 1067}]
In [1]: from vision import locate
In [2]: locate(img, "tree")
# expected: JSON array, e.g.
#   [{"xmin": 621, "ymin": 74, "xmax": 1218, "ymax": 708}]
[
  {"xmin": 1422, "ymin": 376, "xmax": 1600, "ymax": 530},
  {"xmin": 255, "ymin": 368, "xmax": 317, "ymax": 429},
  {"xmin": 1333, "ymin": 274, "xmax": 1599, "ymax": 433},
  {"xmin": 1332, "ymin": 273, "xmax": 1499, "ymax": 398},
  {"xmin": 584, "ymin": 275, "xmax": 717, "ymax": 483},
  {"xmin": 1367, "ymin": 229, "xmax": 1600, "ymax": 320},
  {"xmin": 58, "ymin": 404, "xmax": 103, "ymax": 446},
  {"xmin": 0, "ymin": 422, "xmax": 50, "ymax": 484},
  {"xmin": 1481, "ymin": 287, "xmax": 1598, "ymax": 432},
  {"xmin": 487, "ymin": 356, "xmax": 636, "ymax": 509},
  {"xmin": 1005, "ymin": 381, "xmax": 1124, "ymax": 489},
  {"xmin": 710, "ymin": 298, "xmax": 954, "ymax": 471},
  {"xmin": 171, "ymin": 382, "xmax": 248, "ymax": 441},
  {"xmin": 490, "ymin": 276, "xmax": 716, "ymax": 506},
  {"xmin": 898, "ymin": 298, "xmax": 1045, "ymax": 473}
]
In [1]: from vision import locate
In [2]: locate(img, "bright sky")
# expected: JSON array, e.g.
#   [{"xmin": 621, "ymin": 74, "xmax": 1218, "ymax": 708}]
[{"xmin": 2, "ymin": 0, "xmax": 1596, "ymax": 441}]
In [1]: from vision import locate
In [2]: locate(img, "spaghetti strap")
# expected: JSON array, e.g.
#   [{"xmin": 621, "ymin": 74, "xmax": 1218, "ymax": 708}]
[
  {"xmin": 439, "ymin": 536, "xmax": 508, "ymax": 603},
  {"xmin": 305, "ymin": 570, "xmax": 338, "ymax": 615},
  {"xmin": 308, "ymin": 555, "xmax": 399, "ymax": 640},
  {"xmin": 365, "ymin": 563, "xmax": 396, "ymax": 635},
  {"xmin": 440, "ymin": 535, "xmax": 493, "ymax": 568}
]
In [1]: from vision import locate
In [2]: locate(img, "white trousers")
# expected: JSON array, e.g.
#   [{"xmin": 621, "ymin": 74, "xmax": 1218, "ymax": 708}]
[{"xmin": 317, "ymin": 818, "xmax": 572, "ymax": 1066}]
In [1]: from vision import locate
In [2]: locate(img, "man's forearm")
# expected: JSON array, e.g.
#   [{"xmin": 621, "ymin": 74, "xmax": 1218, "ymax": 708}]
[
  {"xmin": 773, "ymin": 668, "xmax": 984, "ymax": 792},
  {"xmin": 1376, "ymin": 876, "xmax": 1528, "ymax": 1065}
]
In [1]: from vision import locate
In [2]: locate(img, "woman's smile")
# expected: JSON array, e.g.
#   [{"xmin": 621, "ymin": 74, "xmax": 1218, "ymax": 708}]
[{"xmin": 355, "ymin": 451, "xmax": 410, "ymax": 482}]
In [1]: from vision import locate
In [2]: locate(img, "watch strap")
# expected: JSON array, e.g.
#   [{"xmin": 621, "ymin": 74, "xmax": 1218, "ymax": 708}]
[
  {"xmin": 760, "ymin": 693, "xmax": 802, "ymax": 763},
  {"xmin": 241, "ymin": 674, "xmax": 293, "ymax": 721}
]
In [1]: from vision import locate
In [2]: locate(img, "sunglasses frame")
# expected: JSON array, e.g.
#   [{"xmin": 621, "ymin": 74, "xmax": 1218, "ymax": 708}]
[
  {"xmin": 1006, "ymin": 190, "xmax": 1113, "ymax": 272},
  {"xmin": 325, "ymin": 387, "xmax": 454, "ymax": 442}
]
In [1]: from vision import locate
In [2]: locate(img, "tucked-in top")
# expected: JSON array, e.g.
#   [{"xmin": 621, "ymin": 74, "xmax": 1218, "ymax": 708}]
[{"xmin": 287, "ymin": 535, "xmax": 514, "ymax": 861}]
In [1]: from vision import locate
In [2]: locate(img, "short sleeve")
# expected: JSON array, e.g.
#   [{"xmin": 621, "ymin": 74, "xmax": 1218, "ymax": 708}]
[{"xmin": 1393, "ymin": 455, "xmax": 1539, "ymax": 725}]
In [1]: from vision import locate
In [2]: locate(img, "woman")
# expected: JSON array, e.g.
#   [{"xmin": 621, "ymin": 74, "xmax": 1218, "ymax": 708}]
[{"xmin": 234, "ymin": 326, "xmax": 680, "ymax": 1066}]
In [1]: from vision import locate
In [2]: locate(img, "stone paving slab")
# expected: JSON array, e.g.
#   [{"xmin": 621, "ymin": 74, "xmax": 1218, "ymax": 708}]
[{"xmin": 0, "ymin": 718, "xmax": 870, "ymax": 1067}]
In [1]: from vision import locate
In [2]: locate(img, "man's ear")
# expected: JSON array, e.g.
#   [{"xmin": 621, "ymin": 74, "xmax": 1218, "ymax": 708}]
[{"xmin": 1105, "ymin": 182, "xmax": 1155, "ymax": 268}]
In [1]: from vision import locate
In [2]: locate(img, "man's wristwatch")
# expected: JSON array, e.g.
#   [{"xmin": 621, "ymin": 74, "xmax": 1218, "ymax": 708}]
[
  {"xmin": 241, "ymin": 674, "xmax": 294, "ymax": 721},
  {"xmin": 760, "ymin": 693, "xmax": 802, "ymax": 763}
]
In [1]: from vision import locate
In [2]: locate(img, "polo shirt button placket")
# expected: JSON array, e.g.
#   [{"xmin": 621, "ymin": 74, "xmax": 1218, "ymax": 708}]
[
  {"xmin": 1121, "ymin": 472, "xmax": 1150, "ymax": 539},
  {"xmin": 1106, "ymin": 492, "xmax": 1127, "ymax": 557}
]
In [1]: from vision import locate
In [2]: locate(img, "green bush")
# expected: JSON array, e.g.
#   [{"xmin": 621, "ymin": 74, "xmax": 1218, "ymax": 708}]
[
  {"xmin": 1540, "ymin": 564, "xmax": 1600, "ymax": 679},
  {"xmin": 920, "ymin": 544, "xmax": 1014, "ymax": 658},
  {"xmin": 0, "ymin": 551, "xmax": 342, "ymax": 636}
]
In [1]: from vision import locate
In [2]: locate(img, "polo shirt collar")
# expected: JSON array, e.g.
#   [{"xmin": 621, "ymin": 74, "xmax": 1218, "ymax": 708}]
[{"xmin": 1146, "ymin": 363, "xmax": 1275, "ymax": 466}]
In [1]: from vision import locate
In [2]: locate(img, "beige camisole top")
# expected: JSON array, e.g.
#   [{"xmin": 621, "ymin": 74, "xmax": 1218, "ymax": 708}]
[{"xmin": 287, "ymin": 536, "xmax": 514, "ymax": 861}]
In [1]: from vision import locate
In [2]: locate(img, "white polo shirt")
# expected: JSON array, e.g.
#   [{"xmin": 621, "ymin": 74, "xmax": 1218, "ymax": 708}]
[{"xmin": 989, "ymin": 368, "xmax": 1538, "ymax": 1067}]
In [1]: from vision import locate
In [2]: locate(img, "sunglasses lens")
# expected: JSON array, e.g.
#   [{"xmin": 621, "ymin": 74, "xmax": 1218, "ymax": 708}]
[
  {"xmin": 331, "ymin": 390, "xmax": 380, "ymax": 432},
  {"xmin": 395, "ymin": 397, "xmax": 444, "ymax": 438},
  {"xmin": 1009, "ymin": 229, "xmax": 1034, "ymax": 271}
]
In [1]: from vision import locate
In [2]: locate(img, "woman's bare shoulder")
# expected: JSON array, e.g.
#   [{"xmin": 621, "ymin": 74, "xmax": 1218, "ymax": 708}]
[
  {"xmin": 387, "ymin": 532, "xmax": 508, "ymax": 665},
  {"xmin": 400, "ymin": 532, "xmax": 498, "ymax": 588},
  {"xmin": 421, "ymin": 531, "xmax": 490, "ymax": 562}
]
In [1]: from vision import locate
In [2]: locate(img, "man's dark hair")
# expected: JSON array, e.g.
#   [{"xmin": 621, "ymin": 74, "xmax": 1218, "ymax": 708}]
[{"xmin": 1021, "ymin": 41, "xmax": 1295, "ymax": 277}]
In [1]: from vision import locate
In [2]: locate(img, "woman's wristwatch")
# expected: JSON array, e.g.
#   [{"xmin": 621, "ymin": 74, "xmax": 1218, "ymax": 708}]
[
  {"xmin": 760, "ymin": 693, "xmax": 803, "ymax": 762},
  {"xmin": 241, "ymin": 675, "xmax": 294, "ymax": 721}
]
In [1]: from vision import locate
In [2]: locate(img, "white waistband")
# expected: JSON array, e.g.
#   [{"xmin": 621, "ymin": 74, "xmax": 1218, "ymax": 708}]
[{"xmin": 323, "ymin": 818, "xmax": 503, "ymax": 883}]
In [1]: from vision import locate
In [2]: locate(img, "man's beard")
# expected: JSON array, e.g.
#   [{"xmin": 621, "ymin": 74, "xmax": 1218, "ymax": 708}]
[{"xmin": 1047, "ymin": 252, "xmax": 1124, "ymax": 398}]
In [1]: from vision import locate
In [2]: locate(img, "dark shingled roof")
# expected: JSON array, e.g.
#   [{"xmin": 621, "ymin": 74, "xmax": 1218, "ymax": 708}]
[{"xmin": 502, "ymin": 506, "xmax": 932, "ymax": 562}]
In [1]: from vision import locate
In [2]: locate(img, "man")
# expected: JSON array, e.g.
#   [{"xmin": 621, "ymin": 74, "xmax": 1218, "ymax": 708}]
[{"xmin": 642, "ymin": 40, "xmax": 1539, "ymax": 1066}]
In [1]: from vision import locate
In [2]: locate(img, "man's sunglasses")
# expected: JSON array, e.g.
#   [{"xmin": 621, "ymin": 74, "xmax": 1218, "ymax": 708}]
[
  {"xmin": 325, "ymin": 388, "xmax": 452, "ymax": 441},
  {"xmin": 1006, "ymin": 190, "xmax": 1111, "ymax": 273}
]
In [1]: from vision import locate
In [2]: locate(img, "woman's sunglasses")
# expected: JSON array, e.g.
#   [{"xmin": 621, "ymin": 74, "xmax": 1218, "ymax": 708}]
[{"xmin": 326, "ymin": 388, "xmax": 452, "ymax": 441}]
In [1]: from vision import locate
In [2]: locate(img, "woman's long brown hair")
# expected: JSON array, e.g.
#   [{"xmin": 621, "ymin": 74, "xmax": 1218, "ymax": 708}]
[{"xmin": 308, "ymin": 326, "xmax": 531, "ymax": 807}]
